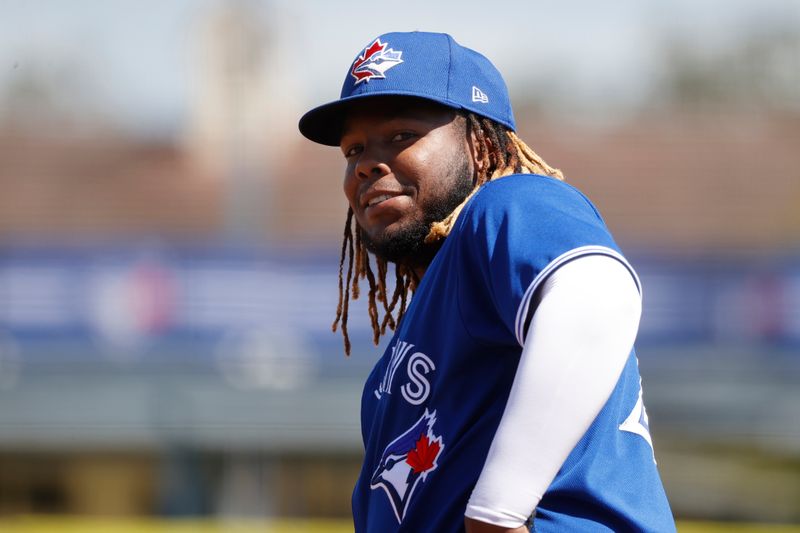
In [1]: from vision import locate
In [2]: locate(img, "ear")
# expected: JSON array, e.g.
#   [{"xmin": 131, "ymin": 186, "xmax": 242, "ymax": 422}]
[{"xmin": 467, "ymin": 125, "xmax": 492, "ymax": 178}]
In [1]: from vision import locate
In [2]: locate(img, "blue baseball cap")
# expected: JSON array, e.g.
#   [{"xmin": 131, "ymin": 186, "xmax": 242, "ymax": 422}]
[{"xmin": 298, "ymin": 31, "xmax": 516, "ymax": 146}]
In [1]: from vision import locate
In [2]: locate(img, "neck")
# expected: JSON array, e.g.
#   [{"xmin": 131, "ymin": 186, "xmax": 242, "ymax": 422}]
[{"xmin": 399, "ymin": 239, "xmax": 443, "ymax": 283}]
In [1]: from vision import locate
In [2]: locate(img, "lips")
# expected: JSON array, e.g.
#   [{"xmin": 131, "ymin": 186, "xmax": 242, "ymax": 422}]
[
  {"xmin": 361, "ymin": 189, "xmax": 405, "ymax": 210},
  {"xmin": 367, "ymin": 194, "xmax": 397, "ymax": 207}
]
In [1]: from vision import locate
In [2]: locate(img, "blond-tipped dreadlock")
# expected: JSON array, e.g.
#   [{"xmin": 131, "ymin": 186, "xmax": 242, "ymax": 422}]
[{"xmin": 332, "ymin": 113, "xmax": 564, "ymax": 355}]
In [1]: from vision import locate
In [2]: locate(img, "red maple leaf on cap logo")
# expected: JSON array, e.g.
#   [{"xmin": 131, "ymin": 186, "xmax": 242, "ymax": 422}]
[{"xmin": 406, "ymin": 433, "xmax": 441, "ymax": 474}]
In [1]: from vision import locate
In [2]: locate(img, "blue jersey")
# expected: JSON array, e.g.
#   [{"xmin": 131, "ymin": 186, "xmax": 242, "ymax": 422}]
[{"xmin": 352, "ymin": 174, "xmax": 675, "ymax": 532}]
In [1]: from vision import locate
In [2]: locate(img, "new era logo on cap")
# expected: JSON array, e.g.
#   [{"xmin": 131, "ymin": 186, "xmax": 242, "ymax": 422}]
[{"xmin": 471, "ymin": 86, "xmax": 489, "ymax": 104}]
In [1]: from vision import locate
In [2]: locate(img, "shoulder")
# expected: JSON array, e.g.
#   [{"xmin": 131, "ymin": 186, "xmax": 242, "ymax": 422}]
[{"xmin": 456, "ymin": 173, "xmax": 604, "ymax": 232}]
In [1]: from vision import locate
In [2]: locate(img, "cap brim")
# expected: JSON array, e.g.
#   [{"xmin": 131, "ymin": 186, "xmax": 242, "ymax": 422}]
[{"xmin": 298, "ymin": 91, "xmax": 469, "ymax": 147}]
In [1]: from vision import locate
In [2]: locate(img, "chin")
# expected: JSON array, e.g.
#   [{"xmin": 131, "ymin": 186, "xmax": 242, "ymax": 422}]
[
  {"xmin": 364, "ymin": 236, "xmax": 446, "ymax": 274},
  {"xmin": 360, "ymin": 221, "xmax": 429, "ymax": 265}
]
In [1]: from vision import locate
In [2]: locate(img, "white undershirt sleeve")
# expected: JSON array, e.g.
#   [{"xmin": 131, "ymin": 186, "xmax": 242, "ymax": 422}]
[{"xmin": 464, "ymin": 254, "xmax": 642, "ymax": 528}]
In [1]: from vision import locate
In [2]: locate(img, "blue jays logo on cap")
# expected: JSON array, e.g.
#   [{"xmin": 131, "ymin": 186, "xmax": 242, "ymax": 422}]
[
  {"xmin": 370, "ymin": 409, "xmax": 444, "ymax": 523},
  {"xmin": 350, "ymin": 38, "xmax": 404, "ymax": 85}
]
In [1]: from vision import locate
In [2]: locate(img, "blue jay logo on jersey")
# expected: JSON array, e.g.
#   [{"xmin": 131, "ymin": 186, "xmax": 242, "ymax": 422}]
[
  {"xmin": 370, "ymin": 409, "xmax": 444, "ymax": 523},
  {"xmin": 350, "ymin": 38, "xmax": 403, "ymax": 85}
]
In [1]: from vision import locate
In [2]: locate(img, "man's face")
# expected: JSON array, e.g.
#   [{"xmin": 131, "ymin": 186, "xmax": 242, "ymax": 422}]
[{"xmin": 339, "ymin": 97, "xmax": 474, "ymax": 265}]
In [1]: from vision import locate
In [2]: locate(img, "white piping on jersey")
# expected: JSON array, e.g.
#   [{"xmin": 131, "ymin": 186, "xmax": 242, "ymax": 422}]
[{"xmin": 513, "ymin": 245, "xmax": 641, "ymax": 347}]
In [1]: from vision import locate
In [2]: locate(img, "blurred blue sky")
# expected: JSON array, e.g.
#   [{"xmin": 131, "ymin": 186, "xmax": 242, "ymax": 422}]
[{"xmin": 0, "ymin": 0, "xmax": 798, "ymax": 135}]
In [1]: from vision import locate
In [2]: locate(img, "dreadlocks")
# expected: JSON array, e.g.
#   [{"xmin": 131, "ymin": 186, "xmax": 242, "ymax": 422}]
[{"xmin": 332, "ymin": 113, "xmax": 564, "ymax": 355}]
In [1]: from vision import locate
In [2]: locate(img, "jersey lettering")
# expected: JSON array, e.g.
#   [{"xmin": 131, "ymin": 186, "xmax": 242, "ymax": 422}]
[
  {"xmin": 375, "ymin": 341, "xmax": 437, "ymax": 406},
  {"xmin": 375, "ymin": 341, "xmax": 414, "ymax": 399},
  {"xmin": 401, "ymin": 352, "xmax": 436, "ymax": 405}
]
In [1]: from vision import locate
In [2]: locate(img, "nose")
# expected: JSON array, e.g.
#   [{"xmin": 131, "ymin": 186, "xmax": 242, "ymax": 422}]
[{"xmin": 355, "ymin": 148, "xmax": 390, "ymax": 181}]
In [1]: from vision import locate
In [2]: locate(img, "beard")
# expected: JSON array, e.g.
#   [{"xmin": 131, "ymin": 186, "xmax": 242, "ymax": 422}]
[{"xmin": 360, "ymin": 155, "xmax": 474, "ymax": 267}]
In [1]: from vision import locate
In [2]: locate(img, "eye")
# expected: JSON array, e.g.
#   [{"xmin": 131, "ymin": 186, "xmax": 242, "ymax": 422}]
[
  {"xmin": 391, "ymin": 131, "xmax": 416, "ymax": 143},
  {"xmin": 343, "ymin": 144, "xmax": 363, "ymax": 158}
]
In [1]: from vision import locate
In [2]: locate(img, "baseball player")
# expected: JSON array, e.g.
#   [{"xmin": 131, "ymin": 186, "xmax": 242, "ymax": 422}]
[{"xmin": 299, "ymin": 31, "xmax": 675, "ymax": 532}]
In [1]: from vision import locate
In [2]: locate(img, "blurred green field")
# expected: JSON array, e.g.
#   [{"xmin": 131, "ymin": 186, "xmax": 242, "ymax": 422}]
[
  {"xmin": 679, "ymin": 522, "xmax": 800, "ymax": 533},
  {"xmin": 0, "ymin": 518, "xmax": 798, "ymax": 532}
]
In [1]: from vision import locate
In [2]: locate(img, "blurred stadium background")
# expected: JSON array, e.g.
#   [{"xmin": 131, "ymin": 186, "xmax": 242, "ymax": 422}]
[{"xmin": 0, "ymin": 0, "xmax": 798, "ymax": 531}]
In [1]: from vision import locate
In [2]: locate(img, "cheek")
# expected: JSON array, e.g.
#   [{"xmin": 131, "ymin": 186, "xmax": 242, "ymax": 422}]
[
  {"xmin": 401, "ymin": 147, "xmax": 461, "ymax": 199},
  {"xmin": 342, "ymin": 165, "xmax": 359, "ymax": 208},
  {"xmin": 391, "ymin": 150, "xmax": 429, "ymax": 193}
]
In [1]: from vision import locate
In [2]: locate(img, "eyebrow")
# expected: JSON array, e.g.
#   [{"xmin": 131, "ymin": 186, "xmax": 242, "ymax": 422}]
[
  {"xmin": 340, "ymin": 109, "xmax": 440, "ymax": 139},
  {"xmin": 340, "ymin": 116, "xmax": 394, "ymax": 141}
]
